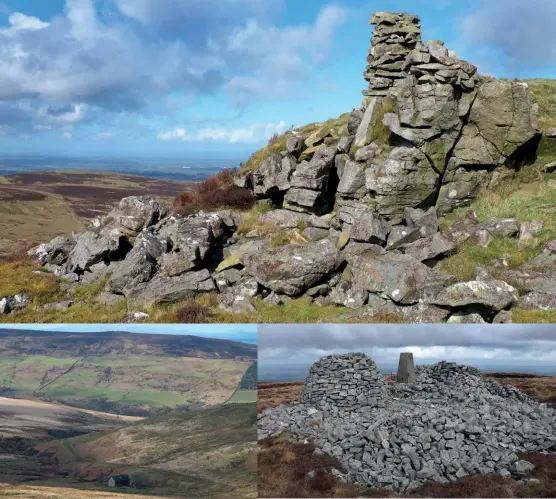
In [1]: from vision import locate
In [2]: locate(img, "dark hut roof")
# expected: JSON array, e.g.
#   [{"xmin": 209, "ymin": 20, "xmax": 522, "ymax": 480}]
[{"xmin": 110, "ymin": 474, "xmax": 130, "ymax": 483}]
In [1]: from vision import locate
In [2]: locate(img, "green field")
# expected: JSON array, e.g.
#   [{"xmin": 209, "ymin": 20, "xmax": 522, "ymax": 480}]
[
  {"xmin": 225, "ymin": 390, "xmax": 257, "ymax": 404},
  {"xmin": 0, "ymin": 354, "xmax": 252, "ymax": 411}
]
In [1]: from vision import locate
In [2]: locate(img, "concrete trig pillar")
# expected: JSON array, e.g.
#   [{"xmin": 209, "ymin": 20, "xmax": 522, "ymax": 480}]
[{"xmin": 396, "ymin": 352, "xmax": 416, "ymax": 383}]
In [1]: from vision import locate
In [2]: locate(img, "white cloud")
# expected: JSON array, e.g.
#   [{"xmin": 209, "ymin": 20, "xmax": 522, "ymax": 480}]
[
  {"xmin": 225, "ymin": 5, "xmax": 349, "ymax": 102},
  {"xmin": 61, "ymin": 131, "xmax": 72, "ymax": 139},
  {"xmin": 158, "ymin": 121, "xmax": 289, "ymax": 143},
  {"xmin": 0, "ymin": 0, "xmax": 347, "ymax": 135},
  {"xmin": 7, "ymin": 12, "xmax": 49, "ymax": 31}
]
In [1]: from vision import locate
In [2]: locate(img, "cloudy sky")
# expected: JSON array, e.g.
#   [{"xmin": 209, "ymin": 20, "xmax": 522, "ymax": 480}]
[
  {"xmin": 258, "ymin": 324, "xmax": 556, "ymax": 380},
  {"xmin": 0, "ymin": 323, "xmax": 257, "ymax": 343},
  {"xmin": 0, "ymin": 0, "xmax": 552, "ymax": 160}
]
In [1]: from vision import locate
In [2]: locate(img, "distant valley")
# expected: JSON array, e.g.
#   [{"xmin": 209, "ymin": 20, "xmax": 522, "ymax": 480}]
[
  {"xmin": 0, "ymin": 170, "xmax": 193, "ymax": 255},
  {"xmin": 0, "ymin": 329, "xmax": 257, "ymax": 497}
]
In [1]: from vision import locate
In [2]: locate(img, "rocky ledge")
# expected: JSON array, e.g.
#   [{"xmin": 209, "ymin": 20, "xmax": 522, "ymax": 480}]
[
  {"xmin": 258, "ymin": 354, "xmax": 556, "ymax": 493},
  {"xmin": 17, "ymin": 192, "xmax": 556, "ymax": 322}
]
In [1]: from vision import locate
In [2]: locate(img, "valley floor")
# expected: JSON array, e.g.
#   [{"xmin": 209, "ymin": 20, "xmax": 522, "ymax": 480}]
[
  {"xmin": 0, "ymin": 484, "xmax": 172, "ymax": 498},
  {"xmin": 0, "ymin": 170, "xmax": 192, "ymax": 255}
]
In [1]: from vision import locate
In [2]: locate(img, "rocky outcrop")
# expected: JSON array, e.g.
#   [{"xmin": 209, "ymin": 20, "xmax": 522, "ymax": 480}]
[
  {"xmin": 24, "ymin": 194, "xmax": 556, "ymax": 322},
  {"xmin": 19, "ymin": 11, "xmax": 554, "ymax": 322},
  {"xmin": 258, "ymin": 354, "xmax": 556, "ymax": 492},
  {"xmin": 237, "ymin": 11, "xmax": 540, "ymax": 223}
]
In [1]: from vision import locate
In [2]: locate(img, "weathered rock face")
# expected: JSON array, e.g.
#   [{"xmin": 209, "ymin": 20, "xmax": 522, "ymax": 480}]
[
  {"xmin": 244, "ymin": 239, "xmax": 341, "ymax": 296},
  {"xmin": 238, "ymin": 11, "xmax": 539, "ymax": 224},
  {"xmin": 259, "ymin": 355, "xmax": 556, "ymax": 493}
]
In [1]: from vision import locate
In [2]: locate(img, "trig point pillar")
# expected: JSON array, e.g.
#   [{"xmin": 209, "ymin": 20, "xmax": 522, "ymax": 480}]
[{"xmin": 396, "ymin": 352, "xmax": 416, "ymax": 383}]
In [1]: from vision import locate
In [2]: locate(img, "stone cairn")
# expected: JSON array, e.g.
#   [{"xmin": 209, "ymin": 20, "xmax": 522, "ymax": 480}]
[
  {"xmin": 363, "ymin": 12, "xmax": 478, "ymax": 101},
  {"xmin": 392, "ymin": 361, "xmax": 533, "ymax": 404},
  {"xmin": 258, "ymin": 354, "xmax": 556, "ymax": 492},
  {"xmin": 300, "ymin": 353, "xmax": 388, "ymax": 409}
]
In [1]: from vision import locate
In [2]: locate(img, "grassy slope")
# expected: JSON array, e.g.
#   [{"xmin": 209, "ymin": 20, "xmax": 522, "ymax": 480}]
[
  {"xmin": 0, "ymin": 485, "xmax": 171, "ymax": 498},
  {"xmin": 0, "ymin": 353, "xmax": 252, "ymax": 409},
  {"xmin": 37, "ymin": 403, "xmax": 258, "ymax": 498},
  {"xmin": 0, "ymin": 171, "xmax": 190, "ymax": 255}
]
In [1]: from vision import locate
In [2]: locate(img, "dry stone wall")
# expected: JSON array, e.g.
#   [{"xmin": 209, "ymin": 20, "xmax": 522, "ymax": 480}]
[
  {"xmin": 258, "ymin": 354, "xmax": 556, "ymax": 492},
  {"xmin": 300, "ymin": 353, "xmax": 388, "ymax": 409}
]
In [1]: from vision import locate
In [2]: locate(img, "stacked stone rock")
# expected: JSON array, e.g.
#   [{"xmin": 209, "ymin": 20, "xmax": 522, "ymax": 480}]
[
  {"xmin": 392, "ymin": 361, "xmax": 533, "ymax": 405},
  {"xmin": 363, "ymin": 12, "xmax": 478, "ymax": 101},
  {"xmin": 259, "ymin": 357, "xmax": 556, "ymax": 492},
  {"xmin": 300, "ymin": 353, "xmax": 388, "ymax": 409}
]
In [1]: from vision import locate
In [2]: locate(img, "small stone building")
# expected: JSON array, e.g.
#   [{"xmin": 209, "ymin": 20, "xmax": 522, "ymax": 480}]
[
  {"xmin": 300, "ymin": 352, "xmax": 388, "ymax": 409},
  {"xmin": 108, "ymin": 474, "xmax": 130, "ymax": 488}
]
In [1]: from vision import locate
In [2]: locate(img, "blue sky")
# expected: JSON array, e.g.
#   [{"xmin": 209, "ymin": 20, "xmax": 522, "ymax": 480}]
[
  {"xmin": 1, "ymin": 323, "xmax": 258, "ymax": 344},
  {"xmin": 0, "ymin": 0, "xmax": 553, "ymax": 162}
]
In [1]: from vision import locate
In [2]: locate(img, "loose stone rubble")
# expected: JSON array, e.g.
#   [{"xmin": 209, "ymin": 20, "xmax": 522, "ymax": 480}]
[
  {"xmin": 258, "ymin": 354, "xmax": 556, "ymax": 492},
  {"xmin": 11, "ymin": 11, "xmax": 556, "ymax": 321}
]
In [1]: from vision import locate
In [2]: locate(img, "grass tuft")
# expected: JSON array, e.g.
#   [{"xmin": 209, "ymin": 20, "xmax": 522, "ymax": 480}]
[{"xmin": 440, "ymin": 175, "xmax": 556, "ymax": 281}]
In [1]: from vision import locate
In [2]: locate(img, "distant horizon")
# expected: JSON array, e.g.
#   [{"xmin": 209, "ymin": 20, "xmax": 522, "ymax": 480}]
[
  {"xmin": 0, "ymin": 324, "xmax": 258, "ymax": 345},
  {"xmin": 259, "ymin": 362, "xmax": 556, "ymax": 382},
  {"xmin": 0, "ymin": 154, "xmax": 241, "ymax": 182},
  {"xmin": 0, "ymin": 152, "xmax": 246, "ymax": 164}
]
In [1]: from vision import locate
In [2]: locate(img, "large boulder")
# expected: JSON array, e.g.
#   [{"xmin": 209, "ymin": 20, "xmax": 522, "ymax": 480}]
[
  {"xmin": 365, "ymin": 145, "xmax": 439, "ymax": 223},
  {"xmin": 466, "ymin": 80, "xmax": 539, "ymax": 158},
  {"xmin": 251, "ymin": 154, "xmax": 295, "ymax": 198},
  {"xmin": 154, "ymin": 212, "xmax": 231, "ymax": 269},
  {"xmin": 105, "ymin": 231, "xmax": 166, "ymax": 294},
  {"xmin": 126, "ymin": 269, "xmax": 215, "ymax": 309},
  {"xmin": 68, "ymin": 221, "xmax": 133, "ymax": 272},
  {"xmin": 244, "ymin": 239, "xmax": 341, "ymax": 296},
  {"xmin": 108, "ymin": 196, "xmax": 168, "ymax": 232},
  {"xmin": 348, "ymin": 252, "xmax": 453, "ymax": 304},
  {"xmin": 28, "ymin": 236, "xmax": 75, "ymax": 266},
  {"xmin": 430, "ymin": 279, "xmax": 519, "ymax": 314}
]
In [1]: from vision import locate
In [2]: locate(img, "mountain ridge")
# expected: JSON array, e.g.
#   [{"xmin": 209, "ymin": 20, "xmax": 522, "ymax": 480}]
[{"xmin": 0, "ymin": 328, "xmax": 256, "ymax": 359}]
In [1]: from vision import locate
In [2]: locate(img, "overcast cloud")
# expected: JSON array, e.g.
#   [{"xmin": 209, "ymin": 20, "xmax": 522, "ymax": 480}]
[{"xmin": 258, "ymin": 325, "xmax": 556, "ymax": 379}]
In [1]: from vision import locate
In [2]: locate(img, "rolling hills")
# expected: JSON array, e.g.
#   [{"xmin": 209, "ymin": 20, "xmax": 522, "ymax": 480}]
[{"xmin": 0, "ymin": 329, "xmax": 256, "ymax": 414}]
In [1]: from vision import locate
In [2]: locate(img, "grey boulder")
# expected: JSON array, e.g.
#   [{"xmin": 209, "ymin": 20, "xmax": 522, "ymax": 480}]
[
  {"xmin": 126, "ymin": 269, "xmax": 215, "ymax": 309},
  {"xmin": 245, "ymin": 239, "xmax": 341, "ymax": 296}
]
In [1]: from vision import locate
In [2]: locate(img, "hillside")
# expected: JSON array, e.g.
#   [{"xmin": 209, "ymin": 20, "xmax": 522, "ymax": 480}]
[
  {"xmin": 0, "ymin": 396, "xmax": 140, "ymax": 441},
  {"xmin": 0, "ymin": 329, "xmax": 256, "ymax": 414},
  {"xmin": 0, "ymin": 397, "xmax": 139, "ymax": 488},
  {"xmin": 37, "ymin": 403, "xmax": 257, "ymax": 498},
  {"xmin": 0, "ymin": 171, "xmax": 191, "ymax": 257}
]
